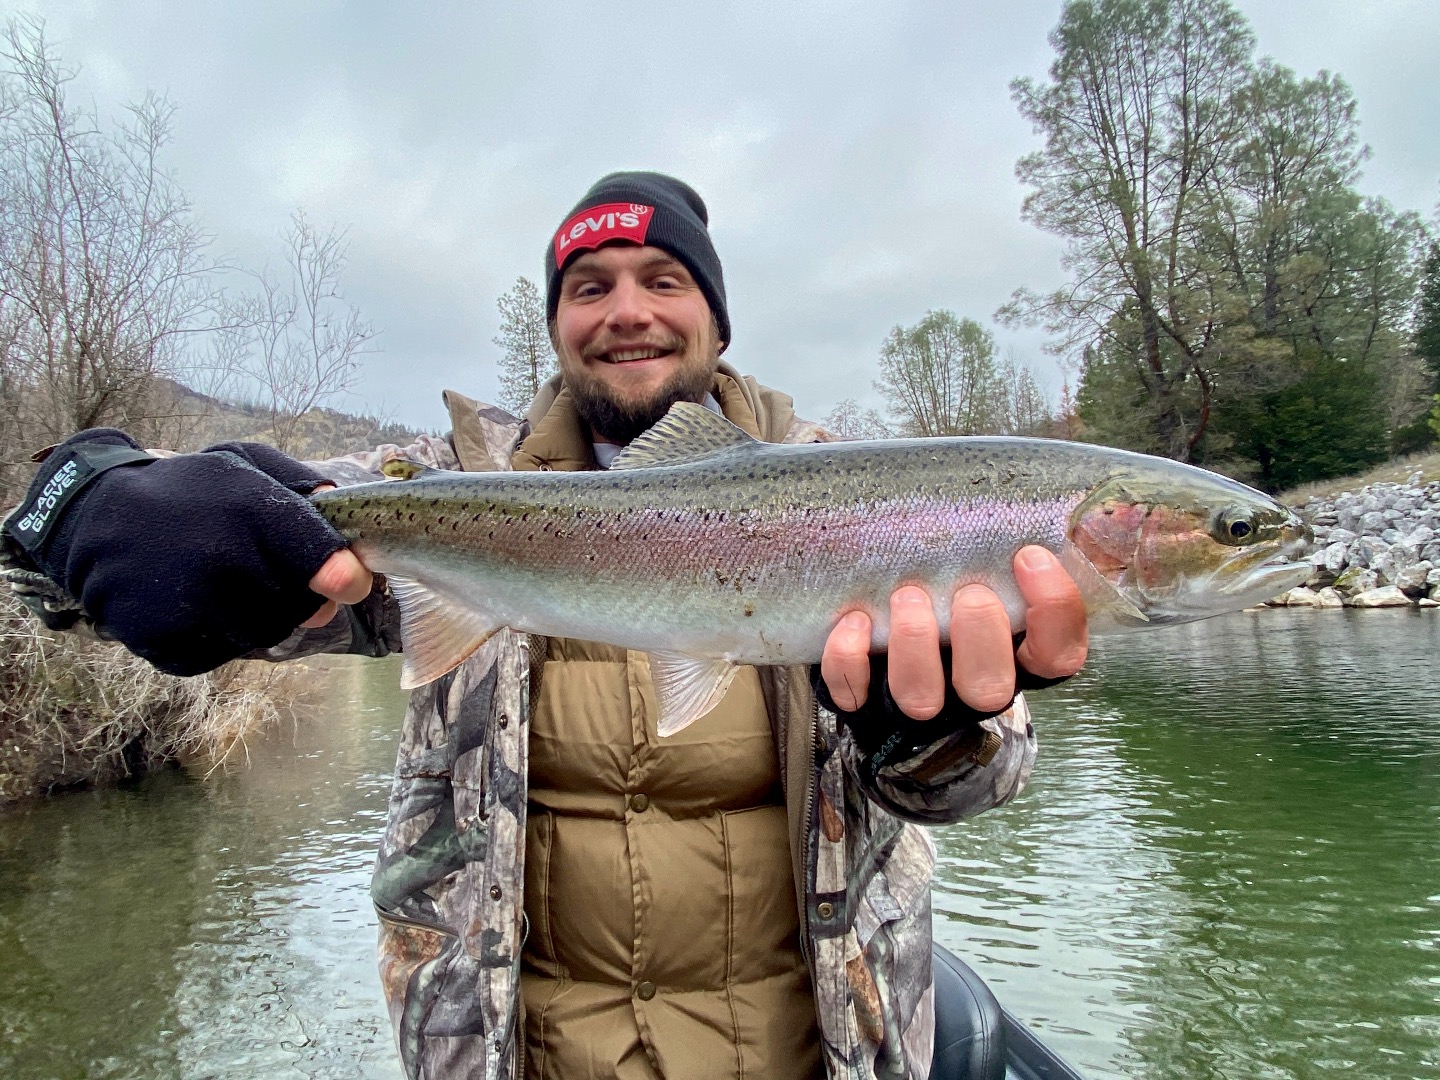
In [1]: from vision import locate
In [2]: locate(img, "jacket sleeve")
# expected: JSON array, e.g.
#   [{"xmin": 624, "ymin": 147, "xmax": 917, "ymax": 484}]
[{"xmin": 812, "ymin": 658, "xmax": 1039, "ymax": 826}]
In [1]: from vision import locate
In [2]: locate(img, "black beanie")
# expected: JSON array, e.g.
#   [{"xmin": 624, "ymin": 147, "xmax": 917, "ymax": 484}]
[{"xmin": 544, "ymin": 171, "xmax": 730, "ymax": 347}]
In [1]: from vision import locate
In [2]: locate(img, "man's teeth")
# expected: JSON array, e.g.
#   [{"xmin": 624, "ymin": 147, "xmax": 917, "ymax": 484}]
[{"xmin": 607, "ymin": 348, "xmax": 668, "ymax": 363}]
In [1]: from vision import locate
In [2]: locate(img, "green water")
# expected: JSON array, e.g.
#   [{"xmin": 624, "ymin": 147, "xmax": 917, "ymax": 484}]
[{"xmin": 1, "ymin": 612, "xmax": 1437, "ymax": 1078}]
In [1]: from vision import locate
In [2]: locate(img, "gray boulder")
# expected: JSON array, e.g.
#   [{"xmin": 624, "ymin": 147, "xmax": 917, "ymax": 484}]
[
  {"xmin": 1348, "ymin": 585, "xmax": 1413, "ymax": 608},
  {"xmin": 1323, "ymin": 542, "xmax": 1349, "ymax": 574},
  {"xmin": 1395, "ymin": 561, "xmax": 1434, "ymax": 596},
  {"xmin": 1334, "ymin": 567, "xmax": 1379, "ymax": 595}
]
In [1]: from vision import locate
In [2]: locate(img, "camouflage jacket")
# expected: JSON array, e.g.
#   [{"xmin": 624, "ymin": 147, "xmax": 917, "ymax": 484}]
[{"xmin": 283, "ymin": 369, "xmax": 1038, "ymax": 1080}]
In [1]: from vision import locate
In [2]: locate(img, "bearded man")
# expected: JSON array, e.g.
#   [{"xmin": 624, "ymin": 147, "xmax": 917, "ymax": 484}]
[{"xmin": 2, "ymin": 172, "xmax": 1088, "ymax": 1080}]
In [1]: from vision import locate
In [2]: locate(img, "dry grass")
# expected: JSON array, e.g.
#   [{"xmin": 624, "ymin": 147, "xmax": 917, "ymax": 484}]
[
  {"xmin": 1279, "ymin": 450, "xmax": 1440, "ymax": 506},
  {"xmin": 0, "ymin": 592, "xmax": 298, "ymax": 805}
]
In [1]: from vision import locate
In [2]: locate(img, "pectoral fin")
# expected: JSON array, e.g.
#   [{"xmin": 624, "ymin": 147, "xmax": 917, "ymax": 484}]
[
  {"xmin": 1059, "ymin": 543, "xmax": 1149, "ymax": 627},
  {"xmin": 387, "ymin": 575, "xmax": 502, "ymax": 689},
  {"xmin": 645, "ymin": 651, "xmax": 741, "ymax": 736}
]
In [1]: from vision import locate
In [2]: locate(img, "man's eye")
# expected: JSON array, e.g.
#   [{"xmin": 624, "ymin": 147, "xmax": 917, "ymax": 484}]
[
  {"xmin": 573, "ymin": 282, "xmax": 604, "ymax": 298},
  {"xmin": 651, "ymin": 277, "xmax": 680, "ymax": 290}
]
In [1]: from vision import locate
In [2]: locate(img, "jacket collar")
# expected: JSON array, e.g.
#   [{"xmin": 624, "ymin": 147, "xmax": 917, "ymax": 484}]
[{"xmin": 509, "ymin": 363, "xmax": 777, "ymax": 473}]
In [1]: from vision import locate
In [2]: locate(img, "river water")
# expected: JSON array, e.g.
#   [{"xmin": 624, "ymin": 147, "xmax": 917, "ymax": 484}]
[{"xmin": 1, "ymin": 610, "xmax": 1437, "ymax": 1079}]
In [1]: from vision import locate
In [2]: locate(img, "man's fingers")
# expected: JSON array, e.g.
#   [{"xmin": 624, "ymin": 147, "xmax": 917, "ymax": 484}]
[
  {"xmin": 886, "ymin": 586, "xmax": 945, "ymax": 720},
  {"xmin": 821, "ymin": 610, "xmax": 873, "ymax": 711},
  {"xmin": 309, "ymin": 548, "xmax": 373, "ymax": 607},
  {"xmin": 1013, "ymin": 545, "xmax": 1088, "ymax": 679},
  {"xmin": 302, "ymin": 599, "xmax": 339, "ymax": 629},
  {"xmin": 949, "ymin": 584, "xmax": 1017, "ymax": 713}
]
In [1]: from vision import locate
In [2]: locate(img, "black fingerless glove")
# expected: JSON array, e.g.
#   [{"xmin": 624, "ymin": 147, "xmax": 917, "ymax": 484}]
[
  {"xmin": 812, "ymin": 640, "xmax": 1070, "ymax": 777},
  {"xmin": 1, "ymin": 429, "xmax": 348, "ymax": 675}
]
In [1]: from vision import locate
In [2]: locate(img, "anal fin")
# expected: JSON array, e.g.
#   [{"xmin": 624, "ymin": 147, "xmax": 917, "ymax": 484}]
[
  {"xmin": 387, "ymin": 575, "xmax": 502, "ymax": 689},
  {"xmin": 645, "ymin": 651, "xmax": 740, "ymax": 736}
]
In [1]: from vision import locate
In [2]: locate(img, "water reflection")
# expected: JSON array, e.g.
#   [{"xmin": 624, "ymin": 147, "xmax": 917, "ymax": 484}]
[
  {"xmin": 0, "ymin": 656, "xmax": 406, "ymax": 1080},
  {"xmin": 934, "ymin": 609, "xmax": 1440, "ymax": 1079}
]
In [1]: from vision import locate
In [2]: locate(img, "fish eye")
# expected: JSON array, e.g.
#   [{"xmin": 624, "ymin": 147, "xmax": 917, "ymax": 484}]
[{"xmin": 1213, "ymin": 508, "xmax": 1261, "ymax": 546}]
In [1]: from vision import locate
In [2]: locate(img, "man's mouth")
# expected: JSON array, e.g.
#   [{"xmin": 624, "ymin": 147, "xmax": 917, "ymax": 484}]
[{"xmin": 592, "ymin": 343, "xmax": 681, "ymax": 364}]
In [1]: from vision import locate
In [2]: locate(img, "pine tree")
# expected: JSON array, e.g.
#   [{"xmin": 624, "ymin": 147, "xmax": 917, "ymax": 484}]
[{"xmin": 493, "ymin": 277, "xmax": 556, "ymax": 413}]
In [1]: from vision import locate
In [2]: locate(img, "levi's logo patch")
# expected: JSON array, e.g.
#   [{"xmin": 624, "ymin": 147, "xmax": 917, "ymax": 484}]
[{"xmin": 553, "ymin": 202, "xmax": 653, "ymax": 265}]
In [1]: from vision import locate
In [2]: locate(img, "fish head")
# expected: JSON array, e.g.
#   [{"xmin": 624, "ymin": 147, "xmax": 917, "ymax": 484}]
[{"xmin": 1068, "ymin": 461, "xmax": 1312, "ymax": 627}]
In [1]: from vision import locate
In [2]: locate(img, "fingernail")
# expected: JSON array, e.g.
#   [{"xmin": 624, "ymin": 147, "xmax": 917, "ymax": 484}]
[
  {"xmin": 1018, "ymin": 546, "xmax": 1055, "ymax": 572},
  {"xmin": 841, "ymin": 611, "xmax": 868, "ymax": 631}
]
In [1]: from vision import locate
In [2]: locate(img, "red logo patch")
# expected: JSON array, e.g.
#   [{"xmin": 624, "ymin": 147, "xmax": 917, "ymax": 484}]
[{"xmin": 553, "ymin": 202, "xmax": 654, "ymax": 266}]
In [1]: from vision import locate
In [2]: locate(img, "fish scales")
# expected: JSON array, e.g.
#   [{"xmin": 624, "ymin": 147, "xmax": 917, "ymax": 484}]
[
  {"xmin": 313, "ymin": 403, "xmax": 1310, "ymax": 729},
  {"xmin": 329, "ymin": 442, "xmax": 1116, "ymax": 660}
]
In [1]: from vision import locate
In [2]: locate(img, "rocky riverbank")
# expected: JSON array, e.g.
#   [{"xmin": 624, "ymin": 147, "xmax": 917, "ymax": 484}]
[{"xmin": 1277, "ymin": 473, "xmax": 1440, "ymax": 609}]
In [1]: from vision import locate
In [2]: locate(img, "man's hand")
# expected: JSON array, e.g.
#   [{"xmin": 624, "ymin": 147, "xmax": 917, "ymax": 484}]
[
  {"xmin": 820, "ymin": 545, "xmax": 1088, "ymax": 719},
  {"xmin": 1, "ymin": 430, "xmax": 370, "ymax": 675}
]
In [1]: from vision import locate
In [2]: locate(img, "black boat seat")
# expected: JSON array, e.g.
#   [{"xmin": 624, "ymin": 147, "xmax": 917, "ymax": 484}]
[{"xmin": 929, "ymin": 943, "xmax": 1006, "ymax": 1080}]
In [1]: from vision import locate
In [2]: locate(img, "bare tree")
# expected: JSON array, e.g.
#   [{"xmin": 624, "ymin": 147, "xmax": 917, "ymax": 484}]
[
  {"xmin": 493, "ymin": 276, "xmax": 556, "ymax": 413},
  {"xmin": 994, "ymin": 350, "xmax": 1053, "ymax": 435},
  {"xmin": 875, "ymin": 311, "xmax": 1003, "ymax": 436},
  {"xmin": 0, "ymin": 16, "xmax": 221, "ymax": 502},
  {"xmin": 823, "ymin": 398, "xmax": 892, "ymax": 440},
  {"xmin": 226, "ymin": 211, "xmax": 378, "ymax": 455}
]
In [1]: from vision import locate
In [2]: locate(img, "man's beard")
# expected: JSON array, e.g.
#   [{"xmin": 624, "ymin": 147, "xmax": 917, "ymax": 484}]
[{"xmin": 564, "ymin": 340, "xmax": 721, "ymax": 445}]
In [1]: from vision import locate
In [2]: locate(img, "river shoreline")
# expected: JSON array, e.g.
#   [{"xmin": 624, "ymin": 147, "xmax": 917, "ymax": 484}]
[{"xmin": 1275, "ymin": 472, "xmax": 1440, "ymax": 609}]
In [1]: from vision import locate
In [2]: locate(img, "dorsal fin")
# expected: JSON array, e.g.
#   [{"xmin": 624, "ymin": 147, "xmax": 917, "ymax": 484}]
[
  {"xmin": 609, "ymin": 401, "xmax": 759, "ymax": 471},
  {"xmin": 381, "ymin": 459, "xmax": 444, "ymax": 481}
]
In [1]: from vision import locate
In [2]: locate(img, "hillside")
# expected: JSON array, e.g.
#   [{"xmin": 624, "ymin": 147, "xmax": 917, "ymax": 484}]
[{"xmin": 153, "ymin": 379, "xmax": 430, "ymax": 460}]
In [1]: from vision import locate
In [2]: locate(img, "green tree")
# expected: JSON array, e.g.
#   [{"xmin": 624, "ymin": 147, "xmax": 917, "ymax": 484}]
[
  {"xmin": 1418, "ymin": 241, "xmax": 1440, "ymax": 391},
  {"xmin": 493, "ymin": 276, "xmax": 555, "ymax": 414},
  {"xmin": 1009, "ymin": 0, "xmax": 1425, "ymax": 485},
  {"xmin": 1219, "ymin": 350, "xmax": 1388, "ymax": 492},
  {"xmin": 1004, "ymin": 0, "xmax": 1254, "ymax": 460}
]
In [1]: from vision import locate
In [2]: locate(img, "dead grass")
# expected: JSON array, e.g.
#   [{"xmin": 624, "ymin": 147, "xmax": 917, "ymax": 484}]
[
  {"xmin": 1279, "ymin": 450, "xmax": 1440, "ymax": 506},
  {"xmin": 0, "ymin": 592, "xmax": 300, "ymax": 805}
]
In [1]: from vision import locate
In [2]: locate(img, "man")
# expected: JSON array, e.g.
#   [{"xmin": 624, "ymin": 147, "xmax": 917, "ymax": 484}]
[{"xmin": 2, "ymin": 172, "xmax": 1087, "ymax": 1079}]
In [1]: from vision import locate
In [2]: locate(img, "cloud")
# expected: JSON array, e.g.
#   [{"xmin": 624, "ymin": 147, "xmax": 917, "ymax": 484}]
[{"xmin": 16, "ymin": 0, "xmax": 1440, "ymax": 431}]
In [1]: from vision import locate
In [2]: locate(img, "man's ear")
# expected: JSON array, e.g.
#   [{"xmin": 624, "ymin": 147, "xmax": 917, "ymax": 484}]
[{"xmin": 548, "ymin": 320, "xmax": 560, "ymax": 351}]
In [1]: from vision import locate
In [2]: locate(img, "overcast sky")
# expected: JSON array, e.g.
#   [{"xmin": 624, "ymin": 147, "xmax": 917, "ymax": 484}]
[{"xmin": 13, "ymin": 0, "xmax": 1440, "ymax": 432}]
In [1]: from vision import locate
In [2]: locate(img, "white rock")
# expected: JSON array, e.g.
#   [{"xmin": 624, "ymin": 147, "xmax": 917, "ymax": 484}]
[
  {"xmin": 1323, "ymin": 542, "xmax": 1349, "ymax": 574},
  {"xmin": 1281, "ymin": 587, "xmax": 1321, "ymax": 607},
  {"xmin": 1314, "ymin": 588, "xmax": 1345, "ymax": 608},
  {"xmin": 1348, "ymin": 585, "xmax": 1413, "ymax": 608},
  {"xmin": 1360, "ymin": 511, "xmax": 1388, "ymax": 534},
  {"xmin": 1420, "ymin": 598, "xmax": 1440, "ymax": 608}
]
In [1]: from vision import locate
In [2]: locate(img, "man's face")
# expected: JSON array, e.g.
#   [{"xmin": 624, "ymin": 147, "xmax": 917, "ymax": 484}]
[{"xmin": 553, "ymin": 244, "xmax": 721, "ymax": 445}]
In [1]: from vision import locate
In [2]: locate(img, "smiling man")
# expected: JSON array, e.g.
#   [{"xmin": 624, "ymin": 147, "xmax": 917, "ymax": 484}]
[{"xmin": 1, "ymin": 171, "xmax": 1088, "ymax": 1080}]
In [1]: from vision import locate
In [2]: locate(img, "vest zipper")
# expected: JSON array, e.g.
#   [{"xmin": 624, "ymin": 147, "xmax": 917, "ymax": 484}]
[{"xmin": 799, "ymin": 693, "xmax": 820, "ymax": 964}]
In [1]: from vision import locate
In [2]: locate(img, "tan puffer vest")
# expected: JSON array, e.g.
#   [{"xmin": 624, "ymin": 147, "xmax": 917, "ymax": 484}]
[{"xmin": 512, "ymin": 372, "xmax": 822, "ymax": 1080}]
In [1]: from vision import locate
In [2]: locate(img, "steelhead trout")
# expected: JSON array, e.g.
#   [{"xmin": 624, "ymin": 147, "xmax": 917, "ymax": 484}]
[{"xmin": 312, "ymin": 402, "xmax": 1311, "ymax": 734}]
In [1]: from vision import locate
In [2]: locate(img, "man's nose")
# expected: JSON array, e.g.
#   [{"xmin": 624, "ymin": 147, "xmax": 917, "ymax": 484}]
[{"xmin": 604, "ymin": 276, "xmax": 653, "ymax": 330}]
